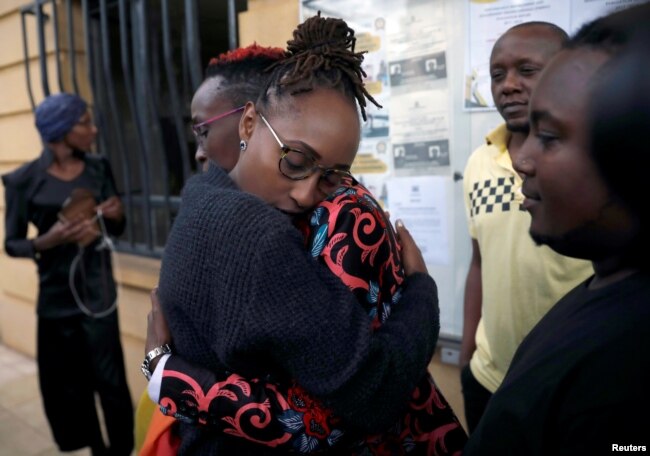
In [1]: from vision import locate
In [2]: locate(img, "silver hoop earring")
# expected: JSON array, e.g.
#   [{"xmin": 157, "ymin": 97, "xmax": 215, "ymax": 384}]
[{"xmin": 240, "ymin": 140, "xmax": 247, "ymax": 151}]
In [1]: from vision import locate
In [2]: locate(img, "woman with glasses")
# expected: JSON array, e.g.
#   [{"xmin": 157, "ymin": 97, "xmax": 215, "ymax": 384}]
[
  {"xmin": 2, "ymin": 93, "xmax": 133, "ymax": 456},
  {"xmin": 151, "ymin": 13, "xmax": 444, "ymax": 455}
]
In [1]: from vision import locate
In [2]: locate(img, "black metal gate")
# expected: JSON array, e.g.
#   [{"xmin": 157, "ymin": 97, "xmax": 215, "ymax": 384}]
[{"xmin": 21, "ymin": 0, "xmax": 243, "ymax": 257}]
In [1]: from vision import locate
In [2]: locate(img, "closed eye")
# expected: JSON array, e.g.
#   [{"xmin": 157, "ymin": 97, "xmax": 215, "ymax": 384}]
[
  {"xmin": 193, "ymin": 126, "xmax": 208, "ymax": 139},
  {"xmin": 282, "ymin": 149, "xmax": 311, "ymax": 170},
  {"xmin": 519, "ymin": 65, "xmax": 540, "ymax": 76},
  {"xmin": 490, "ymin": 69, "xmax": 505, "ymax": 81},
  {"xmin": 535, "ymin": 132, "xmax": 558, "ymax": 149}
]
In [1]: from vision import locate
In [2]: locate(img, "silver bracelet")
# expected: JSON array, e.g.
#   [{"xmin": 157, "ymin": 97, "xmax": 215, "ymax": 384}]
[{"xmin": 140, "ymin": 343, "xmax": 172, "ymax": 381}]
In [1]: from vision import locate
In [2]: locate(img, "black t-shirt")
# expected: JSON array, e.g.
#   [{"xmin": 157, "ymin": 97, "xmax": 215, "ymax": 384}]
[
  {"xmin": 32, "ymin": 172, "xmax": 116, "ymax": 318},
  {"xmin": 464, "ymin": 272, "xmax": 650, "ymax": 456}
]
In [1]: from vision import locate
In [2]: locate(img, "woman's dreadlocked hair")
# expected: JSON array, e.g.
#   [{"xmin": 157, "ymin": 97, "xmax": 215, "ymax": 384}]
[
  {"xmin": 258, "ymin": 12, "xmax": 380, "ymax": 121},
  {"xmin": 204, "ymin": 43, "xmax": 287, "ymax": 107}
]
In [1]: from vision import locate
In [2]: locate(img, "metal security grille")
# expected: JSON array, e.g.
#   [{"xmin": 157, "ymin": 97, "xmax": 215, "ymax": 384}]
[{"xmin": 20, "ymin": 0, "xmax": 242, "ymax": 257}]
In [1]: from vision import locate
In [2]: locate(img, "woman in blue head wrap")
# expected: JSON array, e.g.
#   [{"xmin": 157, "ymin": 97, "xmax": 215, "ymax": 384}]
[{"xmin": 1, "ymin": 93, "xmax": 134, "ymax": 455}]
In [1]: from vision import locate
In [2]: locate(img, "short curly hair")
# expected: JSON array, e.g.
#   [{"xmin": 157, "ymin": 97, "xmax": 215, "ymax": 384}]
[{"xmin": 203, "ymin": 43, "xmax": 286, "ymax": 107}]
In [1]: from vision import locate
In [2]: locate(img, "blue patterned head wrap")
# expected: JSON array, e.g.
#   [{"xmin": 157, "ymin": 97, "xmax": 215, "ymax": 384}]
[{"xmin": 35, "ymin": 93, "xmax": 88, "ymax": 143}]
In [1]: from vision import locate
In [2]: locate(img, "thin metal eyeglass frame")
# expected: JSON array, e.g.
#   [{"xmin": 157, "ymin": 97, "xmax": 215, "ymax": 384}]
[{"xmin": 257, "ymin": 111, "xmax": 353, "ymax": 183}]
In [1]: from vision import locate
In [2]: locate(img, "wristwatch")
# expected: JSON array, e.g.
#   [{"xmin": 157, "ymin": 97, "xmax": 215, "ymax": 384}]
[{"xmin": 140, "ymin": 343, "xmax": 172, "ymax": 381}]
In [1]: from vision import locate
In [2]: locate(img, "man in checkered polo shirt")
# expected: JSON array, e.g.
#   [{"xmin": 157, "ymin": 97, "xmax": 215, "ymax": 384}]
[{"xmin": 459, "ymin": 21, "xmax": 593, "ymax": 434}]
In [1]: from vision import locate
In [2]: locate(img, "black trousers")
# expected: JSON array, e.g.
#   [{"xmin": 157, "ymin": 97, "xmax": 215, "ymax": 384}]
[
  {"xmin": 460, "ymin": 364, "xmax": 493, "ymax": 434},
  {"xmin": 37, "ymin": 311, "xmax": 134, "ymax": 455}
]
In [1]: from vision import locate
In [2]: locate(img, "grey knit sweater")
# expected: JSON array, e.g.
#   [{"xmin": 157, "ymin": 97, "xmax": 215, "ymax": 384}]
[{"xmin": 158, "ymin": 163, "xmax": 440, "ymax": 454}]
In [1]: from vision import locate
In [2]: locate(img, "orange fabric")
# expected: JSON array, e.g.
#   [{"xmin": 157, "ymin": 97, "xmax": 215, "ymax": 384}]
[
  {"xmin": 135, "ymin": 390, "xmax": 156, "ymax": 451},
  {"xmin": 139, "ymin": 408, "xmax": 179, "ymax": 456}
]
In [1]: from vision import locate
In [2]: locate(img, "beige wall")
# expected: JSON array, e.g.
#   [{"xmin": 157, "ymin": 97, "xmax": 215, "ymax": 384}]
[
  {"xmin": 0, "ymin": 0, "xmax": 466, "ymax": 431},
  {"xmin": 239, "ymin": 0, "xmax": 299, "ymax": 47},
  {"xmin": 0, "ymin": 2, "xmax": 52, "ymax": 352}
]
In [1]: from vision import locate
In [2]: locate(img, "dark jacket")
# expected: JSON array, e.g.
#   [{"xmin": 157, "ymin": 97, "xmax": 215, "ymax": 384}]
[{"xmin": 2, "ymin": 148, "xmax": 125, "ymax": 318}]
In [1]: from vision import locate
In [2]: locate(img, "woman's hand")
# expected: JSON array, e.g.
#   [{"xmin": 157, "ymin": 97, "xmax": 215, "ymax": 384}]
[
  {"xmin": 34, "ymin": 216, "xmax": 99, "ymax": 250},
  {"xmin": 96, "ymin": 196, "xmax": 124, "ymax": 221},
  {"xmin": 394, "ymin": 219, "xmax": 428, "ymax": 276},
  {"xmin": 146, "ymin": 287, "xmax": 172, "ymax": 372}
]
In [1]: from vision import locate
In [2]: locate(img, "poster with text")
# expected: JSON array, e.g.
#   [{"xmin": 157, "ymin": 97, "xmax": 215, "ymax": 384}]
[
  {"xmin": 390, "ymin": 90, "xmax": 450, "ymax": 174},
  {"xmin": 386, "ymin": 175, "xmax": 450, "ymax": 266},
  {"xmin": 386, "ymin": 1, "xmax": 447, "ymax": 96}
]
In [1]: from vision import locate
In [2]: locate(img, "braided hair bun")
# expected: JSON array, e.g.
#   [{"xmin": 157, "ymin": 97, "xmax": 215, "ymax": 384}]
[{"xmin": 260, "ymin": 11, "xmax": 380, "ymax": 120}]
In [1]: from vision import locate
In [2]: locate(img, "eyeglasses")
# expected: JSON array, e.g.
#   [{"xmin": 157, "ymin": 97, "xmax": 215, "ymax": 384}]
[
  {"xmin": 192, "ymin": 106, "xmax": 245, "ymax": 146},
  {"xmin": 257, "ymin": 112, "xmax": 353, "ymax": 194}
]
